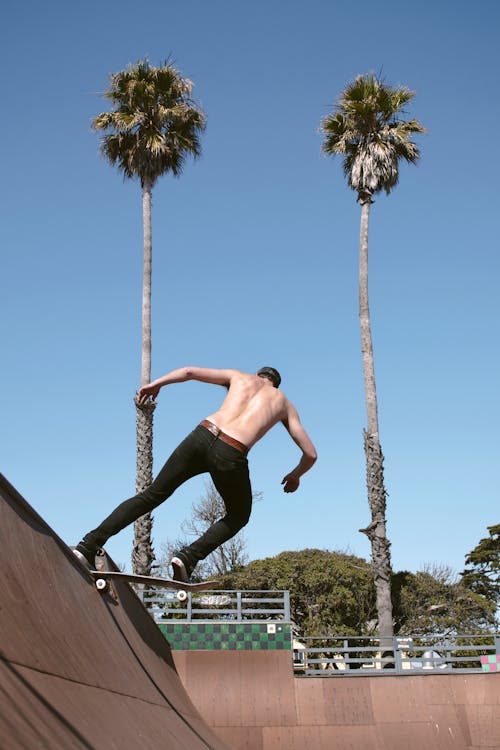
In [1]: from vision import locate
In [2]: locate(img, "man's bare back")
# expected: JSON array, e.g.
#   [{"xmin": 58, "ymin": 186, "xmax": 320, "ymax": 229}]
[
  {"xmin": 206, "ymin": 370, "xmax": 288, "ymax": 448},
  {"xmin": 138, "ymin": 365, "xmax": 317, "ymax": 493}
]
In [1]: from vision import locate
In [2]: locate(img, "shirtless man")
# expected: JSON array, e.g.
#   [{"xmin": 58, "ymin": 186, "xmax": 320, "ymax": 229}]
[{"xmin": 74, "ymin": 366, "xmax": 317, "ymax": 580}]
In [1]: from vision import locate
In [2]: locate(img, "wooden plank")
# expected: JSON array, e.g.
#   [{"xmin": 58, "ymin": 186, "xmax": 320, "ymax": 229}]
[
  {"xmin": 369, "ymin": 675, "xmax": 438, "ymax": 723},
  {"xmin": 262, "ymin": 725, "xmax": 384, "ymax": 750},
  {"xmin": 214, "ymin": 726, "xmax": 264, "ymax": 750},
  {"xmin": 465, "ymin": 703, "xmax": 500, "ymax": 747},
  {"xmin": 180, "ymin": 651, "xmax": 297, "ymax": 727},
  {"xmin": 321, "ymin": 677, "xmax": 375, "ymax": 725}
]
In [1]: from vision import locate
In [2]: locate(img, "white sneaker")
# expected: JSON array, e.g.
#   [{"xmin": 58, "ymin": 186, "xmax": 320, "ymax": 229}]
[
  {"xmin": 72, "ymin": 547, "xmax": 95, "ymax": 570},
  {"xmin": 171, "ymin": 556, "xmax": 189, "ymax": 583}
]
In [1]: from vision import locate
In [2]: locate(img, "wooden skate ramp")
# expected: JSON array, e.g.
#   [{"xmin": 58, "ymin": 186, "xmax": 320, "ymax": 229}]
[
  {"xmin": 174, "ymin": 630, "xmax": 500, "ymax": 749},
  {"xmin": 0, "ymin": 474, "xmax": 229, "ymax": 750}
]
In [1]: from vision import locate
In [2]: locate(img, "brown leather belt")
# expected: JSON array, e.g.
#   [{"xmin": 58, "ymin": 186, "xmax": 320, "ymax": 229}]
[{"xmin": 200, "ymin": 419, "xmax": 249, "ymax": 456}]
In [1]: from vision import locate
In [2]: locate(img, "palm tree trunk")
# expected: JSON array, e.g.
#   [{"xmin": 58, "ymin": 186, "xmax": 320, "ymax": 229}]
[
  {"xmin": 358, "ymin": 195, "xmax": 394, "ymax": 643},
  {"xmin": 132, "ymin": 180, "xmax": 156, "ymax": 575}
]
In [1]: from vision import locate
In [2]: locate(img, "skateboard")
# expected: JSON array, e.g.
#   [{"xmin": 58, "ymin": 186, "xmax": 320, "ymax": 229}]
[{"xmin": 90, "ymin": 570, "xmax": 219, "ymax": 602}]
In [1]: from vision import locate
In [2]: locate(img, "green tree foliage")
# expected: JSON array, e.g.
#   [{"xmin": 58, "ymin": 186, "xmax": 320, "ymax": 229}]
[
  {"xmin": 216, "ymin": 550, "xmax": 494, "ymax": 637},
  {"xmin": 462, "ymin": 524, "xmax": 500, "ymax": 605},
  {"xmin": 220, "ymin": 549, "xmax": 377, "ymax": 636},
  {"xmin": 393, "ymin": 564, "xmax": 496, "ymax": 635}
]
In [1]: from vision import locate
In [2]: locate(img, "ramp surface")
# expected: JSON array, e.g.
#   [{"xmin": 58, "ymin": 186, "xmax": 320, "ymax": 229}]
[
  {"xmin": 174, "ymin": 650, "xmax": 500, "ymax": 749},
  {"xmin": 0, "ymin": 474, "xmax": 229, "ymax": 750}
]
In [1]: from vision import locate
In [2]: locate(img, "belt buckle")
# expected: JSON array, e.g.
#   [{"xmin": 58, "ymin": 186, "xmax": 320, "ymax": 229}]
[{"xmin": 208, "ymin": 423, "xmax": 220, "ymax": 438}]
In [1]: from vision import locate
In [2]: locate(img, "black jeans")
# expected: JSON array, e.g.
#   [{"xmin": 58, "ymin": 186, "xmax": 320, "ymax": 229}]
[{"xmin": 81, "ymin": 424, "xmax": 252, "ymax": 568}]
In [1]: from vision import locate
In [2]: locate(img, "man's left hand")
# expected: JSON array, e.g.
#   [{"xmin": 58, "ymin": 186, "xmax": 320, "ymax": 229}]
[{"xmin": 281, "ymin": 473, "xmax": 300, "ymax": 493}]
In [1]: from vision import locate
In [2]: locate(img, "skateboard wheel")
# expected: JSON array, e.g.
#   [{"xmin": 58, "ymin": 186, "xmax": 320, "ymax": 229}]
[
  {"xmin": 95, "ymin": 578, "xmax": 108, "ymax": 591},
  {"xmin": 176, "ymin": 590, "xmax": 187, "ymax": 602}
]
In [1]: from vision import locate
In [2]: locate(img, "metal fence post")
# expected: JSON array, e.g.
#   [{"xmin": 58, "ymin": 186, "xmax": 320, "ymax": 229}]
[
  {"xmin": 237, "ymin": 591, "xmax": 242, "ymax": 619},
  {"xmin": 343, "ymin": 638, "xmax": 350, "ymax": 671},
  {"xmin": 394, "ymin": 638, "xmax": 403, "ymax": 674},
  {"xmin": 284, "ymin": 591, "xmax": 290, "ymax": 621}
]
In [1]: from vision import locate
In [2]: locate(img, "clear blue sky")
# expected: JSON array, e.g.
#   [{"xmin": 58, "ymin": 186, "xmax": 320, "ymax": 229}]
[{"xmin": 2, "ymin": 0, "xmax": 498, "ymax": 575}]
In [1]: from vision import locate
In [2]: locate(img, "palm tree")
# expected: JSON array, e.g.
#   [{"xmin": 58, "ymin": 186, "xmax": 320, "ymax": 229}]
[
  {"xmin": 319, "ymin": 74, "xmax": 425, "ymax": 639},
  {"xmin": 92, "ymin": 59, "xmax": 206, "ymax": 574}
]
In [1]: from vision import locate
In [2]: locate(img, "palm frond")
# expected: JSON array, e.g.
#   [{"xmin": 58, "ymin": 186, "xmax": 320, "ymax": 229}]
[
  {"xmin": 93, "ymin": 59, "xmax": 206, "ymax": 186},
  {"xmin": 319, "ymin": 73, "xmax": 425, "ymax": 199}
]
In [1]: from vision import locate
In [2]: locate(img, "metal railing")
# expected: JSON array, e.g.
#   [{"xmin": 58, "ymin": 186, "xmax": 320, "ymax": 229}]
[
  {"xmin": 135, "ymin": 588, "xmax": 290, "ymax": 622},
  {"xmin": 132, "ymin": 583, "xmax": 498, "ymax": 677},
  {"xmin": 293, "ymin": 633, "xmax": 500, "ymax": 676}
]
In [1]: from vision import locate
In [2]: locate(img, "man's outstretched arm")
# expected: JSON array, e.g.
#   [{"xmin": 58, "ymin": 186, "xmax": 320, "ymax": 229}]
[
  {"xmin": 281, "ymin": 403, "xmax": 317, "ymax": 493},
  {"xmin": 137, "ymin": 367, "xmax": 236, "ymax": 404}
]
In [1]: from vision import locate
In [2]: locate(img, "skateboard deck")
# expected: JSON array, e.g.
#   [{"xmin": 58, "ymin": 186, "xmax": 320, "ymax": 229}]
[{"xmin": 90, "ymin": 570, "xmax": 219, "ymax": 601}]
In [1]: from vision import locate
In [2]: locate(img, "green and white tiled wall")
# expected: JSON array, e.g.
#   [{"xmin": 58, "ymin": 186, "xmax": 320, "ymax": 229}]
[{"xmin": 158, "ymin": 621, "xmax": 292, "ymax": 651}]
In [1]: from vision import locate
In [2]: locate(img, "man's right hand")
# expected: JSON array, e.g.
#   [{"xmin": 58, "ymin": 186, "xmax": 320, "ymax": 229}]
[{"xmin": 137, "ymin": 383, "xmax": 161, "ymax": 405}]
